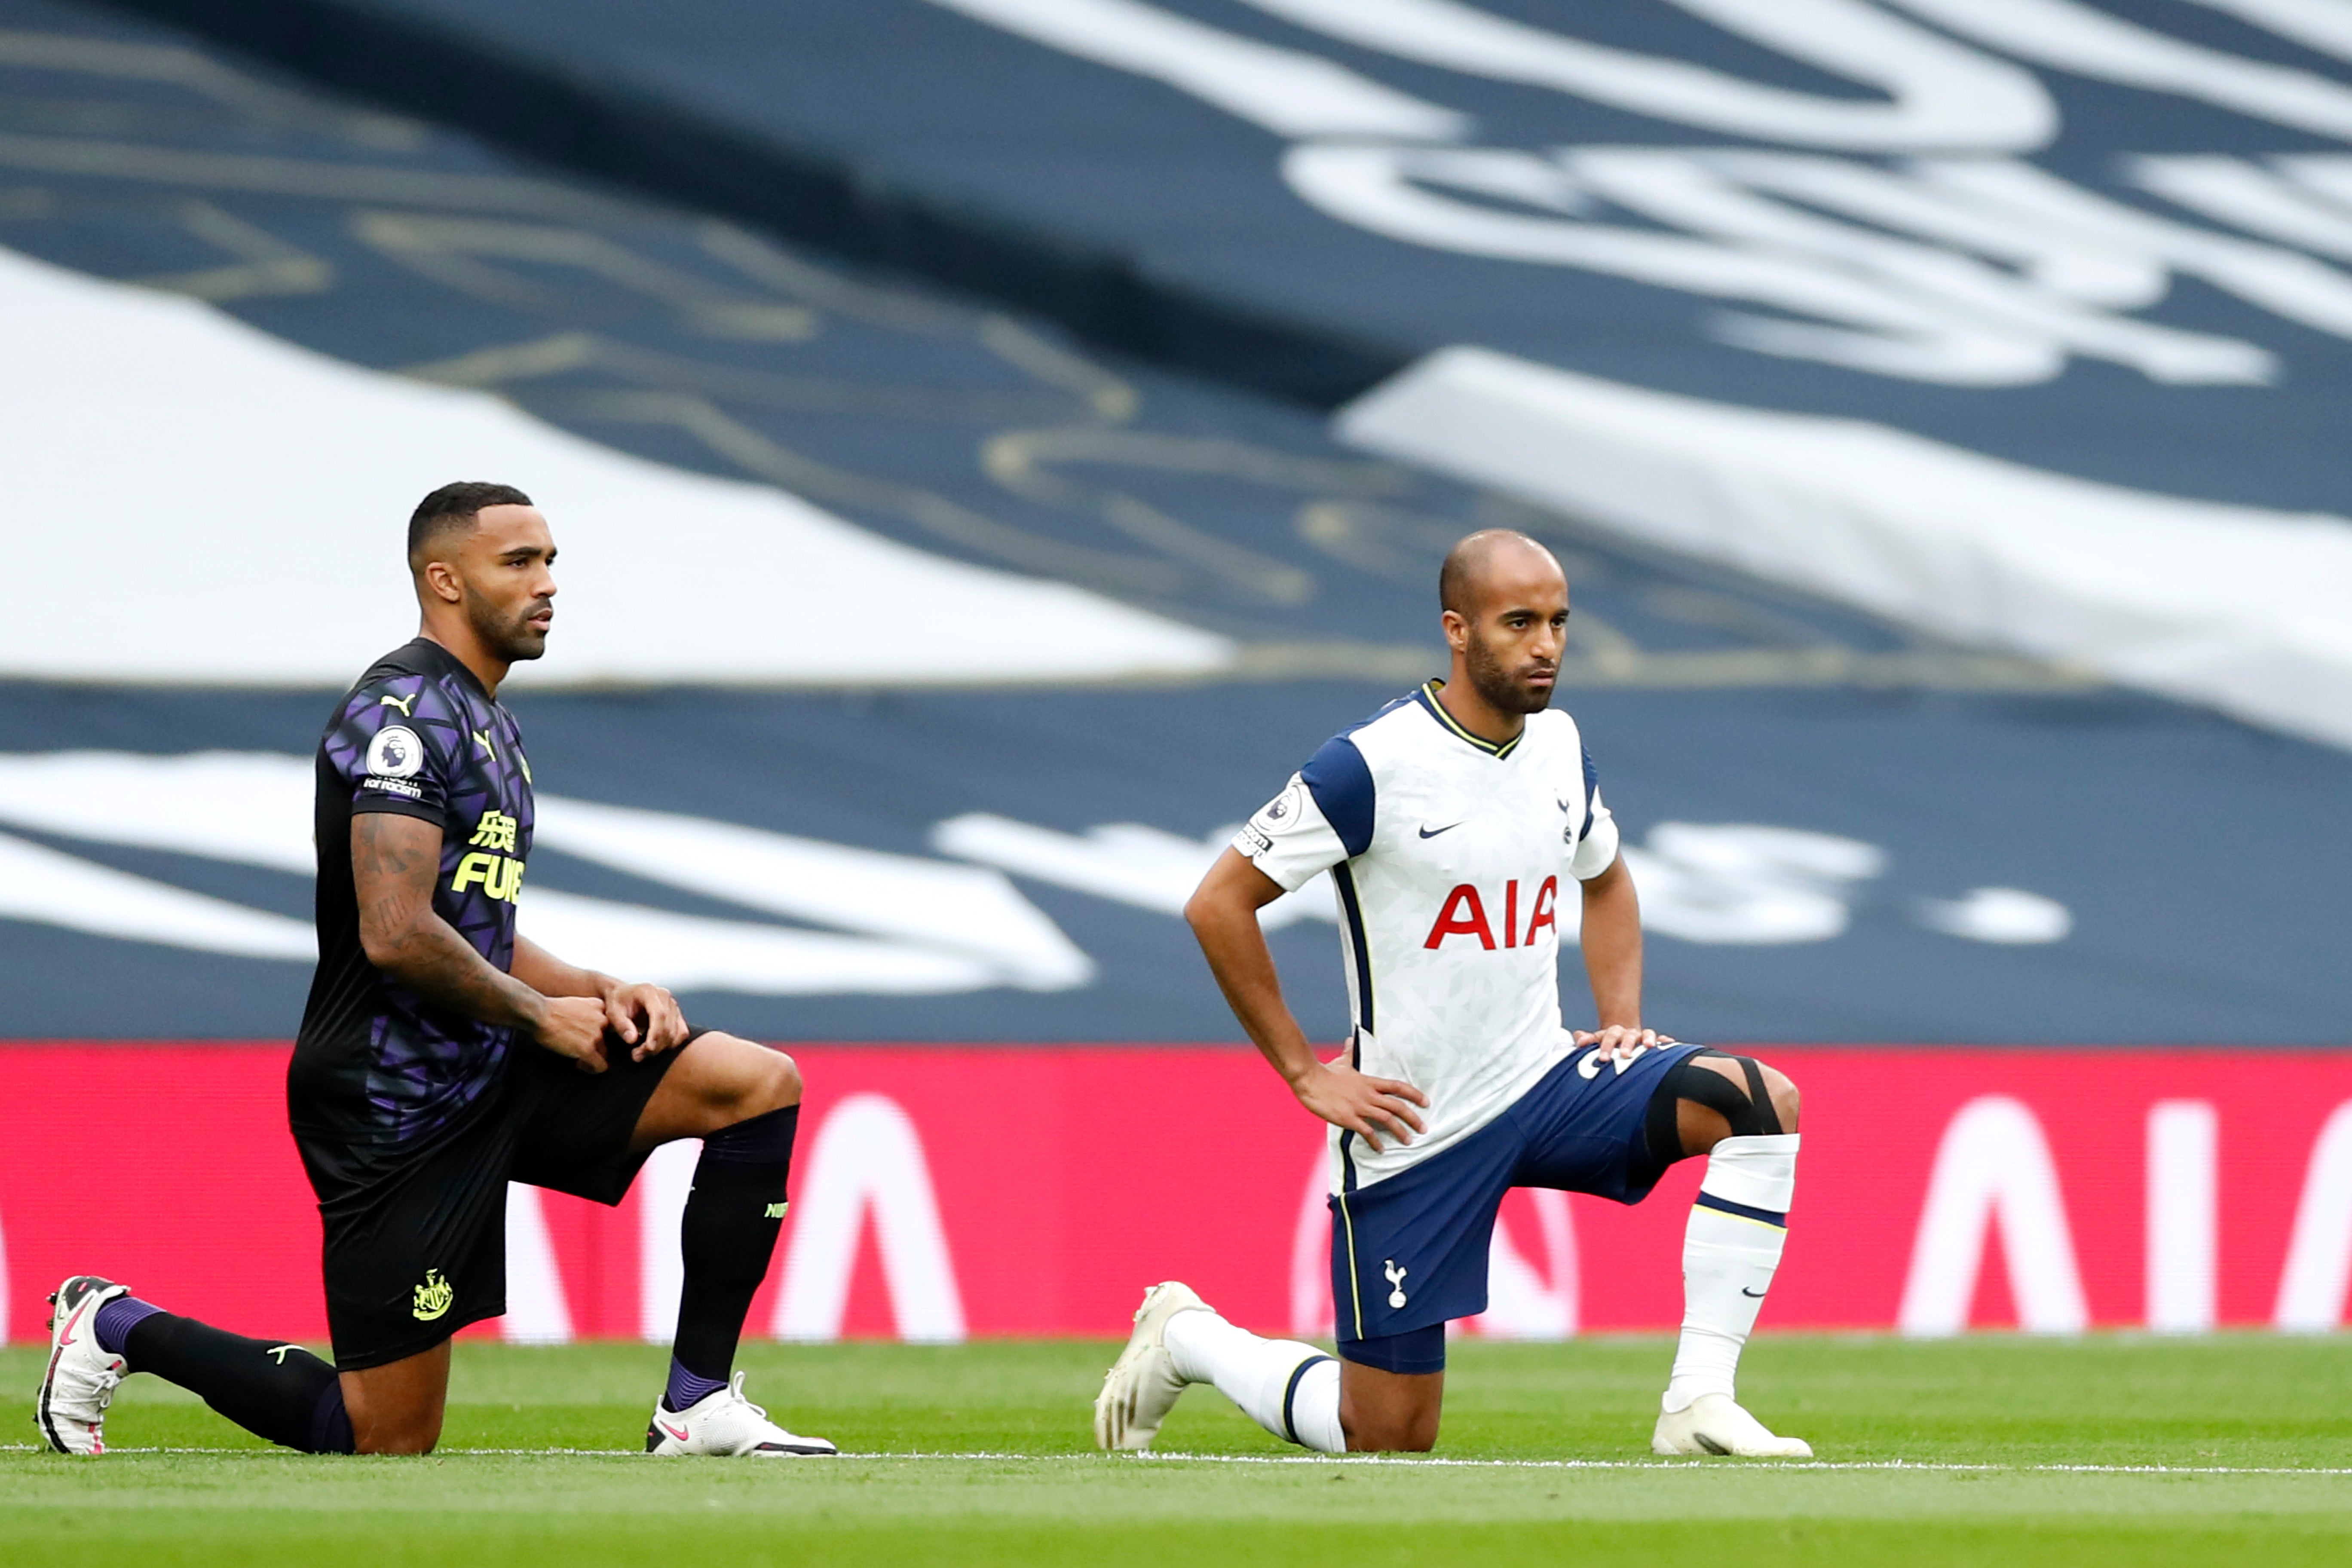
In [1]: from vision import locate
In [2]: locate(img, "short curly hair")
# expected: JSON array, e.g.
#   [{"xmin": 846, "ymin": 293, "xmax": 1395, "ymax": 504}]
[{"xmin": 407, "ymin": 481, "xmax": 533, "ymax": 570}]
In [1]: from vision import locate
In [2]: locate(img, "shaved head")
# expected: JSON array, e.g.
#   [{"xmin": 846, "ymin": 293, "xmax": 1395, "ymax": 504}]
[
  {"xmin": 1439, "ymin": 530, "xmax": 1562, "ymax": 619},
  {"xmin": 1438, "ymin": 529, "xmax": 1568, "ymax": 720}
]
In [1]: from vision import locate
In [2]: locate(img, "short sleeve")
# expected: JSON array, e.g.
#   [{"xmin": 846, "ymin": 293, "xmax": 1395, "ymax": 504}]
[
  {"xmin": 1568, "ymin": 744, "xmax": 1619, "ymax": 881},
  {"xmin": 1231, "ymin": 735, "xmax": 1375, "ymax": 891},
  {"xmin": 322, "ymin": 675, "xmax": 453, "ymax": 825}
]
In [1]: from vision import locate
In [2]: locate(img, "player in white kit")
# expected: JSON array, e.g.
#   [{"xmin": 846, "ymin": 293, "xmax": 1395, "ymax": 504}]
[{"xmin": 1094, "ymin": 531, "xmax": 1809, "ymax": 1458}]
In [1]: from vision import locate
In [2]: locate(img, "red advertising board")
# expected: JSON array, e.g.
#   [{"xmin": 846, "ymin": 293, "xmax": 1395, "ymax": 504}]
[{"xmin": 6, "ymin": 1044, "xmax": 2352, "ymax": 1345}]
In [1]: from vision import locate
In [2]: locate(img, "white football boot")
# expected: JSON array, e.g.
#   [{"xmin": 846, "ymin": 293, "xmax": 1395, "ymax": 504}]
[
  {"xmin": 37, "ymin": 1276, "xmax": 132, "ymax": 1456},
  {"xmin": 1093, "ymin": 1280, "xmax": 1210, "ymax": 1452},
  {"xmin": 646, "ymin": 1372, "xmax": 836, "ymax": 1457},
  {"xmin": 1652, "ymin": 1393, "xmax": 1813, "ymax": 1459}
]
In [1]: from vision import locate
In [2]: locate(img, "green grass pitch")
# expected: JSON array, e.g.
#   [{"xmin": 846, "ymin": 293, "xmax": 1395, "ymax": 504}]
[{"xmin": 6, "ymin": 1334, "xmax": 2351, "ymax": 1565}]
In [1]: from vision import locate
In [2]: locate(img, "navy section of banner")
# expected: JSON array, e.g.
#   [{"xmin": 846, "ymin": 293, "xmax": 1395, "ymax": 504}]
[{"xmin": 0, "ymin": 677, "xmax": 2345, "ymax": 1044}]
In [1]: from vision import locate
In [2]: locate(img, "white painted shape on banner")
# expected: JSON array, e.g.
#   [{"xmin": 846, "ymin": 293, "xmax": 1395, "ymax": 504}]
[
  {"xmin": 1591, "ymin": 150, "xmax": 2288, "ymax": 382},
  {"xmin": 924, "ymin": 0, "xmax": 1467, "ymax": 141},
  {"xmin": 2274, "ymin": 1101, "xmax": 2352, "ymax": 1330},
  {"xmin": 0, "ymin": 245, "xmax": 1229, "ymax": 687},
  {"xmin": 1286, "ymin": 146, "xmax": 2060, "ymax": 388},
  {"xmin": 931, "ymin": 812, "xmax": 1334, "ymax": 930},
  {"xmin": 1244, "ymin": 0, "xmax": 2052, "ymax": 151},
  {"xmin": 638, "ymin": 1139, "xmax": 700, "ymax": 1345},
  {"xmin": 1623, "ymin": 823, "xmax": 1883, "ymax": 945},
  {"xmin": 2131, "ymin": 155, "xmax": 2352, "ymax": 262},
  {"xmin": 0, "ymin": 751, "xmax": 315, "ymax": 873},
  {"xmin": 520, "ymin": 888, "xmax": 1002, "ymax": 996},
  {"xmin": 1286, "ymin": 146, "xmax": 2296, "ymax": 387},
  {"xmin": 775, "ymin": 1096, "xmax": 965, "ymax": 1344},
  {"xmin": 502, "ymin": 1183, "xmax": 573, "ymax": 1345},
  {"xmin": 1899, "ymin": 1096, "xmax": 2089, "ymax": 1336},
  {"xmin": 2146, "ymin": 1101, "xmax": 2218, "ymax": 1334},
  {"xmin": 0, "ymin": 750, "xmax": 1086, "ymax": 995},
  {"xmin": 1338, "ymin": 348, "xmax": 2352, "ymax": 752},
  {"xmin": 1915, "ymin": 887, "xmax": 2073, "ymax": 945},
  {"xmin": 2189, "ymin": 0, "xmax": 2352, "ymax": 62},
  {"xmin": 943, "ymin": 807, "xmax": 2071, "ymax": 949},
  {"xmin": 1914, "ymin": 159, "xmax": 2352, "ymax": 346},
  {"xmin": 536, "ymin": 796, "xmax": 1090, "ymax": 991},
  {"xmin": 1887, "ymin": 0, "xmax": 2352, "ymax": 142},
  {"xmin": 1472, "ymin": 1190, "xmax": 1579, "ymax": 1341},
  {"xmin": 0, "ymin": 750, "xmax": 2071, "ymax": 962},
  {"xmin": 0, "ymin": 828, "xmax": 314, "ymax": 961}
]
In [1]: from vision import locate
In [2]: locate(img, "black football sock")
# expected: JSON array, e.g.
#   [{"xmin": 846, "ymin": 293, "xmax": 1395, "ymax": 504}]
[
  {"xmin": 669, "ymin": 1103, "xmax": 798, "ymax": 1391},
  {"xmin": 123, "ymin": 1312, "xmax": 355, "ymax": 1454}
]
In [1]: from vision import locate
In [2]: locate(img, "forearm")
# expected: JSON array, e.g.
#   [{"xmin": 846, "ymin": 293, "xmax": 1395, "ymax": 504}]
[
  {"xmin": 369, "ymin": 907, "xmax": 546, "ymax": 1031},
  {"xmin": 1579, "ymin": 859, "xmax": 1644, "ymax": 1029},
  {"xmin": 511, "ymin": 935, "xmax": 613, "ymax": 1001},
  {"xmin": 353, "ymin": 811, "xmax": 544, "ymax": 1032},
  {"xmin": 1189, "ymin": 901, "xmax": 1319, "ymax": 1088}
]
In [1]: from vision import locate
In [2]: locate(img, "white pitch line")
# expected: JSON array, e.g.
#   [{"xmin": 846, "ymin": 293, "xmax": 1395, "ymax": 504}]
[
  {"xmin": 858, "ymin": 1453, "xmax": 2352, "ymax": 1476},
  {"xmin": 12, "ymin": 1444, "xmax": 2350, "ymax": 1476}
]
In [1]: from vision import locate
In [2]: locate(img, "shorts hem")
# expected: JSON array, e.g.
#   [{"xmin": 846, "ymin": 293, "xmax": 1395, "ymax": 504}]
[
  {"xmin": 1336, "ymin": 1325, "xmax": 1448, "ymax": 1377},
  {"xmin": 330, "ymin": 1305, "xmax": 500, "ymax": 1374}
]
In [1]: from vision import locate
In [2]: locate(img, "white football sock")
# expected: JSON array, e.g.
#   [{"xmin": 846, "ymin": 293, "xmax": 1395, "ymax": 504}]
[
  {"xmin": 1164, "ymin": 1309, "xmax": 1344, "ymax": 1454},
  {"xmin": 1664, "ymin": 1133, "xmax": 1798, "ymax": 1414}
]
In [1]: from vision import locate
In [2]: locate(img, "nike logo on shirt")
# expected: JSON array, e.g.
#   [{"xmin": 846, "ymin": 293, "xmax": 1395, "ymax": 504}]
[
  {"xmin": 1741, "ymin": 1287, "xmax": 1768, "ymax": 1298},
  {"xmin": 1418, "ymin": 822, "xmax": 1462, "ymax": 839}
]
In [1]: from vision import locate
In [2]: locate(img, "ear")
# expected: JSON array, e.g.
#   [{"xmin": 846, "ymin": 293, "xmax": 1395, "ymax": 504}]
[
  {"xmin": 1441, "ymin": 608, "xmax": 1470, "ymax": 653},
  {"xmin": 419, "ymin": 560, "xmax": 465, "ymax": 606}
]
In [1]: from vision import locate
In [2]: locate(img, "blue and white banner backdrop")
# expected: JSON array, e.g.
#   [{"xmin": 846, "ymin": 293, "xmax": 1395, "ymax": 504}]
[
  {"xmin": 1, "ymin": 678, "xmax": 2347, "ymax": 1045},
  {"xmin": 304, "ymin": 0, "xmax": 2352, "ymax": 746},
  {"xmin": 3, "ymin": 0, "xmax": 2351, "ymax": 1044}
]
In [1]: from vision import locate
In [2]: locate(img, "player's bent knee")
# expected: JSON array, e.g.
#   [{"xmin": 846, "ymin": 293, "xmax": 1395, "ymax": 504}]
[
  {"xmin": 689, "ymin": 1032, "xmax": 801, "ymax": 1117},
  {"xmin": 1661, "ymin": 1052, "xmax": 1788, "ymax": 1147},
  {"xmin": 1757, "ymin": 1063, "xmax": 1801, "ymax": 1133},
  {"xmin": 774, "ymin": 1050, "xmax": 803, "ymax": 1105},
  {"xmin": 756, "ymin": 1047, "xmax": 802, "ymax": 1113}
]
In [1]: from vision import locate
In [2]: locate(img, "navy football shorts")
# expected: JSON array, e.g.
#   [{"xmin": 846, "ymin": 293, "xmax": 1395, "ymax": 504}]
[{"xmin": 1328, "ymin": 1041, "xmax": 1704, "ymax": 1373}]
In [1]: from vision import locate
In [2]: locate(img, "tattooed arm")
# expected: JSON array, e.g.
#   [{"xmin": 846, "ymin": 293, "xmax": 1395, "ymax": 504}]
[{"xmin": 352, "ymin": 812, "xmax": 610, "ymax": 1072}]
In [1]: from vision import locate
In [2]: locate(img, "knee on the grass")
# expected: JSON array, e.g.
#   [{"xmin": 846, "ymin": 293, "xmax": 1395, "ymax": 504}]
[
  {"xmin": 1344, "ymin": 1412, "xmax": 1439, "ymax": 1454},
  {"xmin": 1338, "ymin": 1372, "xmax": 1442, "ymax": 1453},
  {"xmin": 352, "ymin": 1409, "xmax": 444, "ymax": 1456}
]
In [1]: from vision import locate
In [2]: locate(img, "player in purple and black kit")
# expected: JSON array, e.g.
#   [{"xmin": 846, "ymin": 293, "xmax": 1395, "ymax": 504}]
[{"xmin": 38, "ymin": 483, "xmax": 833, "ymax": 1458}]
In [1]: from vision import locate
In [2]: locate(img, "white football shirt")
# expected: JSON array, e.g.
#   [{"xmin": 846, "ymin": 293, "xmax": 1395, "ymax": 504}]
[{"xmin": 1235, "ymin": 681, "xmax": 1620, "ymax": 1189}]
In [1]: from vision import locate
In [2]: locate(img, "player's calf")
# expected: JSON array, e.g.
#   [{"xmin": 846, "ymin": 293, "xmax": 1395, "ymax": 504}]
[
  {"xmin": 637, "ymin": 1033, "xmax": 830, "ymax": 1456},
  {"xmin": 1646, "ymin": 1053, "xmax": 1811, "ymax": 1458}
]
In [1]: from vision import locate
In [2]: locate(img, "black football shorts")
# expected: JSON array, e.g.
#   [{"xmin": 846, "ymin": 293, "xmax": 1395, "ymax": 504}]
[{"xmin": 293, "ymin": 1030, "xmax": 700, "ymax": 1371}]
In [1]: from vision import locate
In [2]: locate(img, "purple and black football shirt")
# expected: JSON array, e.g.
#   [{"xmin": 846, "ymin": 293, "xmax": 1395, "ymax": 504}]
[{"xmin": 291, "ymin": 637, "xmax": 534, "ymax": 1181}]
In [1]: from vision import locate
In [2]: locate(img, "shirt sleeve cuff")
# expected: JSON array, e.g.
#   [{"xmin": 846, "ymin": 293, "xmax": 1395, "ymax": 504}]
[{"xmin": 350, "ymin": 793, "xmax": 446, "ymax": 827}]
